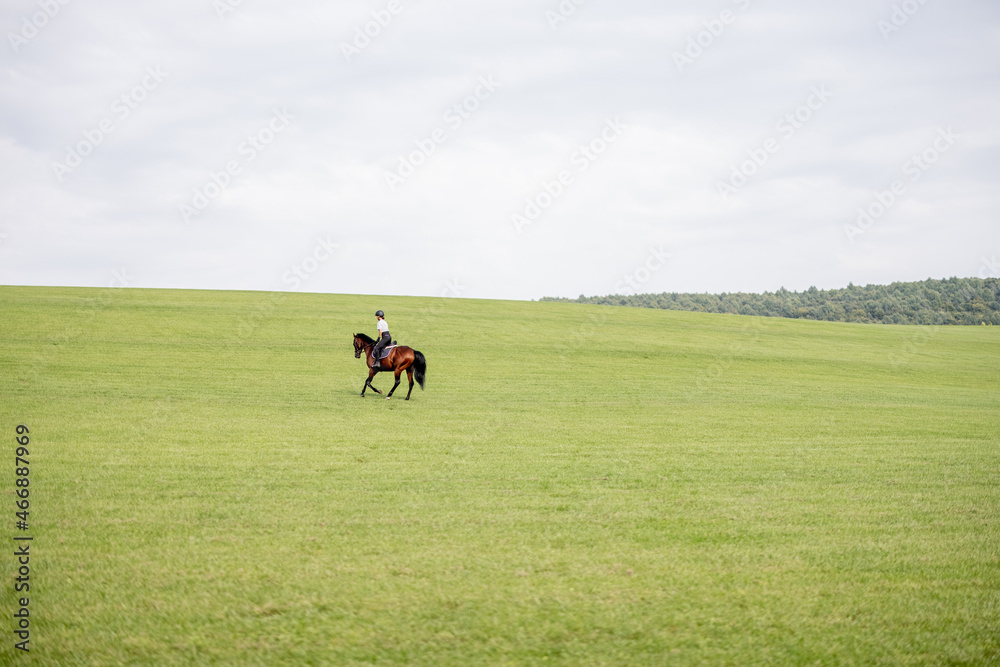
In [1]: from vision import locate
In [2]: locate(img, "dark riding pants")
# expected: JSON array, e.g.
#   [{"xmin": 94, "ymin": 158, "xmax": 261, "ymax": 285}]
[{"xmin": 372, "ymin": 331, "xmax": 391, "ymax": 363}]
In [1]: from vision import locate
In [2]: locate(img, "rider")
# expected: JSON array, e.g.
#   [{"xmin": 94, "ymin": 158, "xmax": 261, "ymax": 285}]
[{"xmin": 371, "ymin": 310, "xmax": 391, "ymax": 369}]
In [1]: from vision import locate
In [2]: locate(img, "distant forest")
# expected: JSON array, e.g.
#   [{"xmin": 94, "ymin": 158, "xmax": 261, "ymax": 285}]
[{"xmin": 541, "ymin": 277, "xmax": 1000, "ymax": 325}]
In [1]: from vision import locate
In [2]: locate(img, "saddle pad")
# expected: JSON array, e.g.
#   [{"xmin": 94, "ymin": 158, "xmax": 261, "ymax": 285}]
[{"xmin": 379, "ymin": 345, "xmax": 397, "ymax": 359}]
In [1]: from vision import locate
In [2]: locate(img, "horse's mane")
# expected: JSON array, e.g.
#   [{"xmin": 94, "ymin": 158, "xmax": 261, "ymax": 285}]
[{"xmin": 355, "ymin": 333, "xmax": 375, "ymax": 344}]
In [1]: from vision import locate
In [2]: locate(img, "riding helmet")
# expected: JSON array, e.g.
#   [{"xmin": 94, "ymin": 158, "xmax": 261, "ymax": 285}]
[{"xmin": 375, "ymin": 310, "xmax": 385, "ymax": 317}]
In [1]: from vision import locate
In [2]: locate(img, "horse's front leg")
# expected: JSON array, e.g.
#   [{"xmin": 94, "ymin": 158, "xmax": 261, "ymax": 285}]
[{"xmin": 363, "ymin": 369, "xmax": 382, "ymax": 396}]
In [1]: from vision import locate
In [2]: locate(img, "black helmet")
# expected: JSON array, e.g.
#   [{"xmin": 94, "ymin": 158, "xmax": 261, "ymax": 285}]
[{"xmin": 375, "ymin": 310, "xmax": 385, "ymax": 317}]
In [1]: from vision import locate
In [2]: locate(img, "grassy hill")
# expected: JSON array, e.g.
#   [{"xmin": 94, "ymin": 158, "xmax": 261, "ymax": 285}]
[{"xmin": 1, "ymin": 285, "xmax": 999, "ymax": 664}]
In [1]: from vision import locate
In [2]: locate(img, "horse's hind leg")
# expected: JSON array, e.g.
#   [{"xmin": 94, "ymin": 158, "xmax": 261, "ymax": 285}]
[
  {"xmin": 386, "ymin": 371, "xmax": 402, "ymax": 399},
  {"xmin": 405, "ymin": 368, "xmax": 414, "ymax": 400}
]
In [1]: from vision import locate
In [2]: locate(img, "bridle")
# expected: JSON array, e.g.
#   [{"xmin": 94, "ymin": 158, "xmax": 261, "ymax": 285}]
[{"xmin": 354, "ymin": 336, "xmax": 372, "ymax": 359}]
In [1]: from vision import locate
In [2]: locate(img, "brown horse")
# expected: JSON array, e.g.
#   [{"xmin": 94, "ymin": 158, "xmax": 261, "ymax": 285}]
[{"xmin": 353, "ymin": 333, "xmax": 426, "ymax": 400}]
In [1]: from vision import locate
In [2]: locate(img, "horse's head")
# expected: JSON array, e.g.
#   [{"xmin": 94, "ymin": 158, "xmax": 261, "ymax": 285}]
[{"xmin": 353, "ymin": 335, "xmax": 363, "ymax": 358}]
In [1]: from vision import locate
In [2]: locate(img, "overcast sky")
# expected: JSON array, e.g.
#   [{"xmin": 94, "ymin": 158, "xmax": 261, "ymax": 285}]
[{"xmin": 1, "ymin": 0, "xmax": 998, "ymax": 301}]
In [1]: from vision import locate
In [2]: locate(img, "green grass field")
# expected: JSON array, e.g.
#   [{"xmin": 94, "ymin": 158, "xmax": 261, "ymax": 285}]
[{"xmin": 1, "ymin": 285, "xmax": 999, "ymax": 665}]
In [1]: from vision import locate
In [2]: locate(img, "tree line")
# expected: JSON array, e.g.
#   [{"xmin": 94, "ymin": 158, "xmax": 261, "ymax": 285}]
[{"xmin": 540, "ymin": 277, "xmax": 1000, "ymax": 325}]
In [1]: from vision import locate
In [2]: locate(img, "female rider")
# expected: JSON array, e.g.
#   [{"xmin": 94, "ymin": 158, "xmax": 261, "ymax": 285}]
[{"xmin": 372, "ymin": 310, "xmax": 390, "ymax": 369}]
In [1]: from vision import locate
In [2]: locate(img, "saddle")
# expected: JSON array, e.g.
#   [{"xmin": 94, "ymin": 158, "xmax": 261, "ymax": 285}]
[{"xmin": 379, "ymin": 341, "xmax": 398, "ymax": 359}]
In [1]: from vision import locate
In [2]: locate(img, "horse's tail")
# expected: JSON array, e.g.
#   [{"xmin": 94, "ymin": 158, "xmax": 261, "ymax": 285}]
[{"xmin": 412, "ymin": 350, "xmax": 427, "ymax": 389}]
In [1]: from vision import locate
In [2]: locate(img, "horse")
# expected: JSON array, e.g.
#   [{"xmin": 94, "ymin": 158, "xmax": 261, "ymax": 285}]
[{"xmin": 353, "ymin": 333, "xmax": 426, "ymax": 400}]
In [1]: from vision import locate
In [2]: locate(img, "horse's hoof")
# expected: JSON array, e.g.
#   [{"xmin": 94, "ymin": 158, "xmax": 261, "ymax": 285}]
[{"xmin": 385, "ymin": 396, "xmax": 391, "ymax": 400}]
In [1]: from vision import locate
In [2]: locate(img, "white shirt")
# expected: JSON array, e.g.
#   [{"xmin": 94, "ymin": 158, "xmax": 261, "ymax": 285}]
[{"xmin": 377, "ymin": 319, "xmax": 389, "ymax": 334}]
